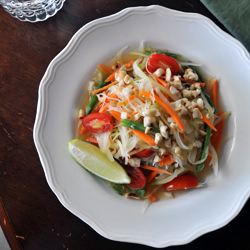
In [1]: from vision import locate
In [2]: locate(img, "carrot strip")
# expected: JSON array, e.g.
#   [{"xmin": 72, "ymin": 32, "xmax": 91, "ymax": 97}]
[
  {"xmin": 94, "ymin": 103, "xmax": 102, "ymax": 112},
  {"xmin": 105, "ymin": 69, "xmax": 119, "ymax": 82},
  {"xmin": 212, "ymin": 79, "xmax": 218, "ymax": 108},
  {"xmin": 124, "ymin": 60, "xmax": 135, "ymax": 69},
  {"xmin": 153, "ymin": 75, "xmax": 168, "ymax": 88},
  {"xmin": 99, "ymin": 104, "xmax": 108, "ymax": 113},
  {"xmin": 117, "ymin": 101, "xmax": 124, "ymax": 107},
  {"xmin": 131, "ymin": 129, "xmax": 156, "ymax": 146},
  {"xmin": 180, "ymin": 78, "xmax": 206, "ymax": 87},
  {"xmin": 86, "ymin": 137, "xmax": 98, "ymax": 144},
  {"xmin": 159, "ymin": 154, "xmax": 175, "ymax": 167},
  {"xmin": 147, "ymin": 171, "xmax": 158, "ymax": 183},
  {"xmin": 117, "ymin": 95, "xmax": 138, "ymax": 106},
  {"xmin": 140, "ymin": 165, "xmax": 171, "ymax": 175},
  {"xmin": 106, "ymin": 92, "xmax": 118, "ymax": 99},
  {"xmin": 80, "ymin": 126, "xmax": 86, "ymax": 135},
  {"xmin": 140, "ymin": 91, "xmax": 185, "ymax": 132},
  {"xmin": 199, "ymin": 82, "xmax": 206, "ymax": 87},
  {"xmin": 98, "ymin": 64, "xmax": 113, "ymax": 74},
  {"xmin": 149, "ymin": 194, "xmax": 157, "ymax": 202},
  {"xmin": 105, "ymin": 60, "xmax": 134, "ymax": 83},
  {"xmin": 201, "ymin": 113, "xmax": 217, "ymax": 132},
  {"xmin": 109, "ymin": 110, "xmax": 121, "ymax": 121},
  {"xmin": 128, "ymin": 95, "xmax": 137, "ymax": 101},
  {"xmin": 131, "ymin": 110, "xmax": 138, "ymax": 116},
  {"xmin": 92, "ymin": 81, "xmax": 118, "ymax": 95},
  {"xmin": 109, "ymin": 113, "xmax": 155, "ymax": 146}
]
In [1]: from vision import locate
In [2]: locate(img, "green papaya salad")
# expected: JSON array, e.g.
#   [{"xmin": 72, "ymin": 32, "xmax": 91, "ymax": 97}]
[{"xmin": 69, "ymin": 46, "xmax": 229, "ymax": 204}]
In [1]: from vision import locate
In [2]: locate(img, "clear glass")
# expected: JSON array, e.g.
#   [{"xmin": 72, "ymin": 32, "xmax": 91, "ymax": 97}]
[{"xmin": 0, "ymin": 0, "xmax": 65, "ymax": 22}]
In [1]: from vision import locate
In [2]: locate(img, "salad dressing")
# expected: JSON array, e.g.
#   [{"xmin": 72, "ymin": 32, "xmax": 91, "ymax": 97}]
[{"xmin": 73, "ymin": 47, "xmax": 228, "ymax": 202}]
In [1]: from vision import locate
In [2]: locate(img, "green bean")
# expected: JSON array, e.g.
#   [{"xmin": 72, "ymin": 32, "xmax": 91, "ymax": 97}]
[
  {"xmin": 85, "ymin": 81, "xmax": 110, "ymax": 115},
  {"xmin": 121, "ymin": 119, "xmax": 160, "ymax": 135},
  {"xmin": 196, "ymin": 124, "xmax": 211, "ymax": 172}
]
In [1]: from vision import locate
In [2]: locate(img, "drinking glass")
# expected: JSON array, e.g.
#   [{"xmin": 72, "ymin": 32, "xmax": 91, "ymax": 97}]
[{"xmin": 0, "ymin": 0, "xmax": 65, "ymax": 22}]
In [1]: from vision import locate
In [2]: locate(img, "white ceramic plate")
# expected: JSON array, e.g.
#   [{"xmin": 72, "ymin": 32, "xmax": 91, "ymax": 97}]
[{"xmin": 33, "ymin": 5, "xmax": 250, "ymax": 248}]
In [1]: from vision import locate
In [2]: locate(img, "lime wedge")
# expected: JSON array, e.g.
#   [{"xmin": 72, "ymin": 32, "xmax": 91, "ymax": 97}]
[{"xmin": 68, "ymin": 139, "xmax": 131, "ymax": 184}]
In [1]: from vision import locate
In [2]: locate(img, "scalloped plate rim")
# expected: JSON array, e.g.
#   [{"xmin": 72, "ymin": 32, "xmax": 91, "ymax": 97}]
[{"xmin": 33, "ymin": 5, "xmax": 250, "ymax": 248}]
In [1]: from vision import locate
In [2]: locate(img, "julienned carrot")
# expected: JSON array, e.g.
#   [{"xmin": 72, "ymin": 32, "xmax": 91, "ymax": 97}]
[
  {"xmin": 92, "ymin": 81, "xmax": 118, "ymax": 95},
  {"xmin": 201, "ymin": 113, "xmax": 217, "ymax": 132},
  {"xmin": 80, "ymin": 126, "xmax": 86, "ymax": 135},
  {"xmin": 117, "ymin": 95, "xmax": 138, "ymax": 106},
  {"xmin": 109, "ymin": 110, "xmax": 121, "ymax": 121},
  {"xmin": 131, "ymin": 110, "xmax": 138, "ymax": 116},
  {"xmin": 105, "ymin": 60, "xmax": 135, "ymax": 83},
  {"xmin": 180, "ymin": 78, "xmax": 206, "ymax": 87},
  {"xmin": 149, "ymin": 194, "xmax": 157, "ymax": 202},
  {"xmin": 98, "ymin": 64, "xmax": 113, "ymax": 74},
  {"xmin": 131, "ymin": 129, "xmax": 156, "ymax": 146},
  {"xmin": 211, "ymin": 116, "xmax": 224, "ymax": 151},
  {"xmin": 212, "ymin": 79, "xmax": 218, "ymax": 108},
  {"xmin": 147, "ymin": 171, "xmax": 158, "ymax": 183},
  {"xmin": 140, "ymin": 91, "xmax": 185, "ymax": 132},
  {"xmin": 128, "ymin": 95, "xmax": 137, "ymax": 101},
  {"xmin": 105, "ymin": 70, "xmax": 118, "ymax": 82},
  {"xmin": 117, "ymin": 102, "xmax": 124, "ymax": 107},
  {"xmin": 107, "ymin": 92, "xmax": 118, "ymax": 99},
  {"xmin": 124, "ymin": 60, "xmax": 135, "ymax": 69},
  {"xmin": 86, "ymin": 136, "xmax": 98, "ymax": 144},
  {"xmin": 99, "ymin": 104, "xmax": 108, "ymax": 113},
  {"xmin": 140, "ymin": 165, "xmax": 171, "ymax": 175},
  {"xmin": 153, "ymin": 75, "xmax": 168, "ymax": 88},
  {"xmin": 159, "ymin": 155, "xmax": 175, "ymax": 167}
]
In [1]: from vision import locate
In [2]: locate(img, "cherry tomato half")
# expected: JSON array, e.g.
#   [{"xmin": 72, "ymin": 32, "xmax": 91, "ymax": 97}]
[
  {"xmin": 165, "ymin": 174, "xmax": 198, "ymax": 191},
  {"xmin": 134, "ymin": 149, "xmax": 154, "ymax": 158},
  {"xmin": 124, "ymin": 165, "xmax": 146, "ymax": 190},
  {"xmin": 146, "ymin": 53, "xmax": 180, "ymax": 75},
  {"xmin": 82, "ymin": 113, "xmax": 113, "ymax": 134}
]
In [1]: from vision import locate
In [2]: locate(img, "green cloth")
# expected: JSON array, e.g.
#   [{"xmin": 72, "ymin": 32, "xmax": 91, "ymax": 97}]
[{"xmin": 201, "ymin": 0, "xmax": 250, "ymax": 52}]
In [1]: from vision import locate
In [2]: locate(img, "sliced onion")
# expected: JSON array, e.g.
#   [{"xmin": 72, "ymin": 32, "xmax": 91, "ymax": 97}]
[
  {"xmin": 188, "ymin": 146, "xmax": 208, "ymax": 165},
  {"xmin": 133, "ymin": 58, "xmax": 148, "ymax": 79},
  {"xmin": 113, "ymin": 45, "xmax": 129, "ymax": 65},
  {"xmin": 174, "ymin": 154, "xmax": 184, "ymax": 169},
  {"xmin": 188, "ymin": 147, "xmax": 197, "ymax": 163},
  {"xmin": 209, "ymin": 144, "xmax": 218, "ymax": 176},
  {"xmin": 179, "ymin": 61, "xmax": 202, "ymax": 67},
  {"xmin": 201, "ymin": 91, "xmax": 214, "ymax": 117},
  {"xmin": 142, "ymin": 199, "xmax": 151, "ymax": 214},
  {"xmin": 96, "ymin": 132, "xmax": 114, "ymax": 162},
  {"xmin": 174, "ymin": 130, "xmax": 190, "ymax": 150},
  {"xmin": 151, "ymin": 168, "xmax": 186, "ymax": 185}
]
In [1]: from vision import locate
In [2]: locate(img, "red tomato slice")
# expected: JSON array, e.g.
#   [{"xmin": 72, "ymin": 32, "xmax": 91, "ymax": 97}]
[
  {"xmin": 146, "ymin": 53, "xmax": 180, "ymax": 75},
  {"xmin": 124, "ymin": 165, "xmax": 146, "ymax": 190},
  {"xmin": 82, "ymin": 113, "xmax": 113, "ymax": 134},
  {"xmin": 165, "ymin": 174, "xmax": 198, "ymax": 191},
  {"xmin": 134, "ymin": 149, "xmax": 154, "ymax": 158}
]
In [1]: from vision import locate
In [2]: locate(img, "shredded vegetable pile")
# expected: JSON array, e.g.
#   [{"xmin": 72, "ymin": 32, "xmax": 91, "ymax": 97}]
[{"xmin": 76, "ymin": 46, "xmax": 230, "ymax": 203}]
